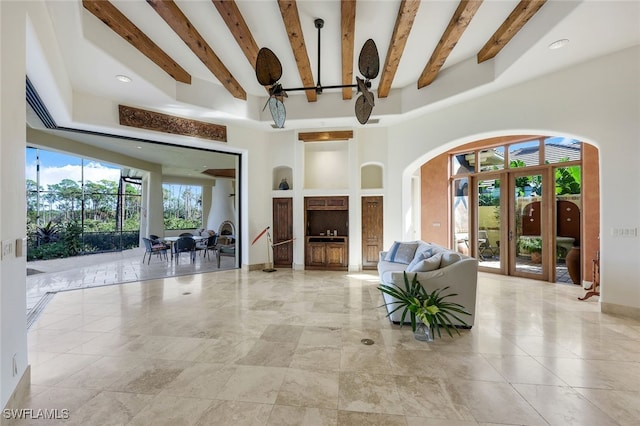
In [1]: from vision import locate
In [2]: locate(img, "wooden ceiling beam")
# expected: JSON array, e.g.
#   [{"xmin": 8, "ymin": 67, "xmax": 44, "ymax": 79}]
[
  {"xmin": 211, "ymin": 0, "xmax": 259, "ymax": 70},
  {"xmin": 378, "ymin": 0, "xmax": 421, "ymax": 98},
  {"xmin": 418, "ymin": 0, "xmax": 483, "ymax": 89},
  {"xmin": 82, "ymin": 0, "xmax": 191, "ymax": 84},
  {"xmin": 341, "ymin": 0, "xmax": 356, "ymax": 100},
  {"xmin": 277, "ymin": 0, "xmax": 317, "ymax": 102},
  {"xmin": 477, "ymin": 0, "xmax": 547, "ymax": 63},
  {"xmin": 146, "ymin": 0, "xmax": 246, "ymax": 100}
]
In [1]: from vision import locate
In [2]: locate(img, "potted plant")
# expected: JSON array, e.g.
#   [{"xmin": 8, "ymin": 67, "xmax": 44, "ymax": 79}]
[
  {"xmin": 378, "ymin": 272, "xmax": 470, "ymax": 340},
  {"xmin": 518, "ymin": 237, "xmax": 542, "ymax": 263}
]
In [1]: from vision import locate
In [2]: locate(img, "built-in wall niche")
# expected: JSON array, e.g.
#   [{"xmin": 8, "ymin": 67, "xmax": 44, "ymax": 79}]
[
  {"xmin": 273, "ymin": 166, "xmax": 293, "ymax": 190},
  {"xmin": 306, "ymin": 210, "xmax": 349, "ymax": 236},
  {"xmin": 304, "ymin": 141, "xmax": 349, "ymax": 189},
  {"xmin": 361, "ymin": 164, "xmax": 383, "ymax": 189}
]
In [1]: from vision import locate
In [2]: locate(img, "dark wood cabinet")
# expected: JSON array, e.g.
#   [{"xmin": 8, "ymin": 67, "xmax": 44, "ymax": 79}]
[
  {"xmin": 306, "ymin": 241, "xmax": 327, "ymax": 267},
  {"xmin": 305, "ymin": 237, "xmax": 348, "ymax": 269},
  {"xmin": 362, "ymin": 196, "xmax": 383, "ymax": 269},
  {"xmin": 305, "ymin": 196, "xmax": 348, "ymax": 210},
  {"xmin": 326, "ymin": 243, "xmax": 347, "ymax": 268},
  {"xmin": 304, "ymin": 196, "xmax": 349, "ymax": 269},
  {"xmin": 273, "ymin": 198, "xmax": 293, "ymax": 267}
]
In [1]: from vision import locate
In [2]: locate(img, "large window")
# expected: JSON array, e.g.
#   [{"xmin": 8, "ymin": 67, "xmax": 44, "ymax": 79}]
[
  {"xmin": 162, "ymin": 183, "xmax": 202, "ymax": 230},
  {"xmin": 26, "ymin": 147, "xmax": 141, "ymax": 259}
]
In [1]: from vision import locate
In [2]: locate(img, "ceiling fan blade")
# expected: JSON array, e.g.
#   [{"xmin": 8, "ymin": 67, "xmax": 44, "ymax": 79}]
[
  {"xmin": 357, "ymin": 77, "xmax": 375, "ymax": 108},
  {"xmin": 268, "ymin": 97, "xmax": 286, "ymax": 128},
  {"xmin": 256, "ymin": 47, "xmax": 282, "ymax": 86},
  {"xmin": 358, "ymin": 39, "xmax": 379, "ymax": 80},
  {"xmin": 355, "ymin": 95, "xmax": 373, "ymax": 125}
]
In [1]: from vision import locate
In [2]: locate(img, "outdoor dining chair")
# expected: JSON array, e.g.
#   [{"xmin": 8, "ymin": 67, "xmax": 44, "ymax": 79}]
[
  {"xmin": 196, "ymin": 234, "xmax": 218, "ymax": 260},
  {"xmin": 174, "ymin": 236, "xmax": 196, "ymax": 263},
  {"xmin": 142, "ymin": 237, "xmax": 168, "ymax": 264},
  {"xmin": 149, "ymin": 234, "xmax": 170, "ymax": 250}
]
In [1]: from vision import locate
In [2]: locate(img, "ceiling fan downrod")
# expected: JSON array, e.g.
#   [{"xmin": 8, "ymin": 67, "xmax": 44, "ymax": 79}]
[{"xmin": 281, "ymin": 18, "xmax": 369, "ymax": 95}]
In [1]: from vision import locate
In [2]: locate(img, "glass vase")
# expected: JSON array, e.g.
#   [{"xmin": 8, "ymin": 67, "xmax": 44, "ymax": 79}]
[{"xmin": 413, "ymin": 322, "xmax": 434, "ymax": 342}]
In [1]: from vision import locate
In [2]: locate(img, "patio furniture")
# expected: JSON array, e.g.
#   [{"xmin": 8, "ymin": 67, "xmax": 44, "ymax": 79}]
[
  {"xmin": 216, "ymin": 244, "xmax": 235, "ymax": 268},
  {"xmin": 174, "ymin": 236, "xmax": 196, "ymax": 263},
  {"xmin": 478, "ymin": 230, "xmax": 499, "ymax": 260},
  {"xmin": 179, "ymin": 232, "xmax": 194, "ymax": 237},
  {"xmin": 149, "ymin": 234, "xmax": 170, "ymax": 250},
  {"xmin": 196, "ymin": 234, "xmax": 218, "ymax": 260},
  {"xmin": 142, "ymin": 237, "xmax": 168, "ymax": 264}
]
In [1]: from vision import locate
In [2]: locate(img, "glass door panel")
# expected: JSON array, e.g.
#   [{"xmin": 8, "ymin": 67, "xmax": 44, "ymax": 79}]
[
  {"xmin": 477, "ymin": 177, "xmax": 501, "ymax": 269},
  {"xmin": 511, "ymin": 172, "xmax": 545, "ymax": 278},
  {"xmin": 555, "ymin": 164, "xmax": 582, "ymax": 283},
  {"xmin": 453, "ymin": 177, "xmax": 470, "ymax": 256}
]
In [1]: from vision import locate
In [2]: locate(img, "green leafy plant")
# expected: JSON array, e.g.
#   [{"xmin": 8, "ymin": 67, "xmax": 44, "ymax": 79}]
[
  {"xmin": 36, "ymin": 221, "xmax": 59, "ymax": 244},
  {"xmin": 378, "ymin": 272, "xmax": 470, "ymax": 338},
  {"xmin": 518, "ymin": 236, "xmax": 542, "ymax": 253},
  {"xmin": 63, "ymin": 221, "xmax": 82, "ymax": 256},
  {"xmin": 518, "ymin": 236, "xmax": 542, "ymax": 263}
]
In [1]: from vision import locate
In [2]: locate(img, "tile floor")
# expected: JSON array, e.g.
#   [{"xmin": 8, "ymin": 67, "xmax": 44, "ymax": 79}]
[
  {"xmin": 14, "ymin": 266, "xmax": 640, "ymax": 425},
  {"xmin": 26, "ymin": 247, "xmax": 236, "ymax": 314}
]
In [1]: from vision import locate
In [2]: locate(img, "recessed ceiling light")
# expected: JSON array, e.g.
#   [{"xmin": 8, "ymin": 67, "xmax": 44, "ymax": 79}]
[
  {"xmin": 548, "ymin": 39, "xmax": 569, "ymax": 50},
  {"xmin": 136, "ymin": 146, "xmax": 142, "ymax": 149},
  {"xmin": 116, "ymin": 74, "xmax": 132, "ymax": 83}
]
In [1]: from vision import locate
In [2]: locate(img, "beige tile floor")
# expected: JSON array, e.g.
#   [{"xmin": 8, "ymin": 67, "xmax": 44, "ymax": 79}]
[
  {"xmin": 26, "ymin": 247, "xmax": 236, "ymax": 314},
  {"xmin": 14, "ymin": 267, "xmax": 640, "ymax": 425}
]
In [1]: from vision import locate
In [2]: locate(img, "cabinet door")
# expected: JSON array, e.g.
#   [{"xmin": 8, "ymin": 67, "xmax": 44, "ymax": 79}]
[
  {"xmin": 307, "ymin": 242, "xmax": 326, "ymax": 266},
  {"xmin": 326, "ymin": 243, "xmax": 347, "ymax": 267},
  {"xmin": 305, "ymin": 196, "xmax": 348, "ymax": 210},
  {"xmin": 273, "ymin": 198, "xmax": 293, "ymax": 267},
  {"xmin": 362, "ymin": 196, "xmax": 383, "ymax": 269}
]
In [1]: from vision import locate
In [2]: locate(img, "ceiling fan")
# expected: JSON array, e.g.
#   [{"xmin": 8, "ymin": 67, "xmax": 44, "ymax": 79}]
[{"xmin": 255, "ymin": 18, "xmax": 379, "ymax": 128}]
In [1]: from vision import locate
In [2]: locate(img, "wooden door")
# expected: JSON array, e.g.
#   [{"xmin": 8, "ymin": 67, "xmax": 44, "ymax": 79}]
[
  {"xmin": 273, "ymin": 198, "xmax": 293, "ymax": 267},
  {"xmin": 362, "ymin": 196, "xmax": 383, "ymax": 269}
]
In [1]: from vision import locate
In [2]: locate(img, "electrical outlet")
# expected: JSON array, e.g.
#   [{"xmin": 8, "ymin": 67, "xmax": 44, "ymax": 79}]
[{"xmin": 612, "ymin": 227, "xmax": 639, "ymax": 238}]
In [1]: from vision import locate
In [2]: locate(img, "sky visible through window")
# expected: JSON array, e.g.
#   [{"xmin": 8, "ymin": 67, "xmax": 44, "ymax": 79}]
[{"xmin": 26, "ymin": 147, "xmax": 121, "ymax": 188}]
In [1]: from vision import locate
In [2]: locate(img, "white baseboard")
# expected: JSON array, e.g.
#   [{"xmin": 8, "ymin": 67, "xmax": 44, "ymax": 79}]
[{"xmin": 601, "ymin": 302, "xmax": 640, "ymax": 321}]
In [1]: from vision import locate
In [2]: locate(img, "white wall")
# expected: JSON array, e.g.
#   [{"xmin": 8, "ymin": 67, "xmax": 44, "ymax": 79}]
[
  {"xmin": 3, "ymin": 0, "xmax": 639, "ymax": 410},
  {"xmin": 385, "ymin": 45, "xmax": 640, "ymax": 313},
  {"xmin": 0, "ymin": 0, "xmax": 28, "ymax": 410}
]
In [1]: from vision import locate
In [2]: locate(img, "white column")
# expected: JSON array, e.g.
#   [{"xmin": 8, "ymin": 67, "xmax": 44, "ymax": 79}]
[
  {"xmin": 0, "ymin": 0, "xmax": 29, "ymax": 409},
  {"xmin": 143, "ymin": 171, "xmax": 164, "ymax": 239},
  {"xmin": 201, "ymin": 184, "xmax": 213, "ymax": 231}
]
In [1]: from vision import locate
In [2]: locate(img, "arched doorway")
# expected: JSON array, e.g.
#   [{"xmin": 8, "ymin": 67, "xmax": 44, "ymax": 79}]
[{"xmin": 420, "ymin": 134, "xmax": 599, "ymax": 285}]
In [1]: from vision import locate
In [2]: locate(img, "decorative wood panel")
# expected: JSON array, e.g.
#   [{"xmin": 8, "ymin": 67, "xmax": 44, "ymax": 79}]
[
  {"xmin": 298, "ymin": 131, "xmax": 353, "ymax": 142},
  {"xmin": 119, "ymin": 105, "xmax": 227, "ymax": 142}
]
